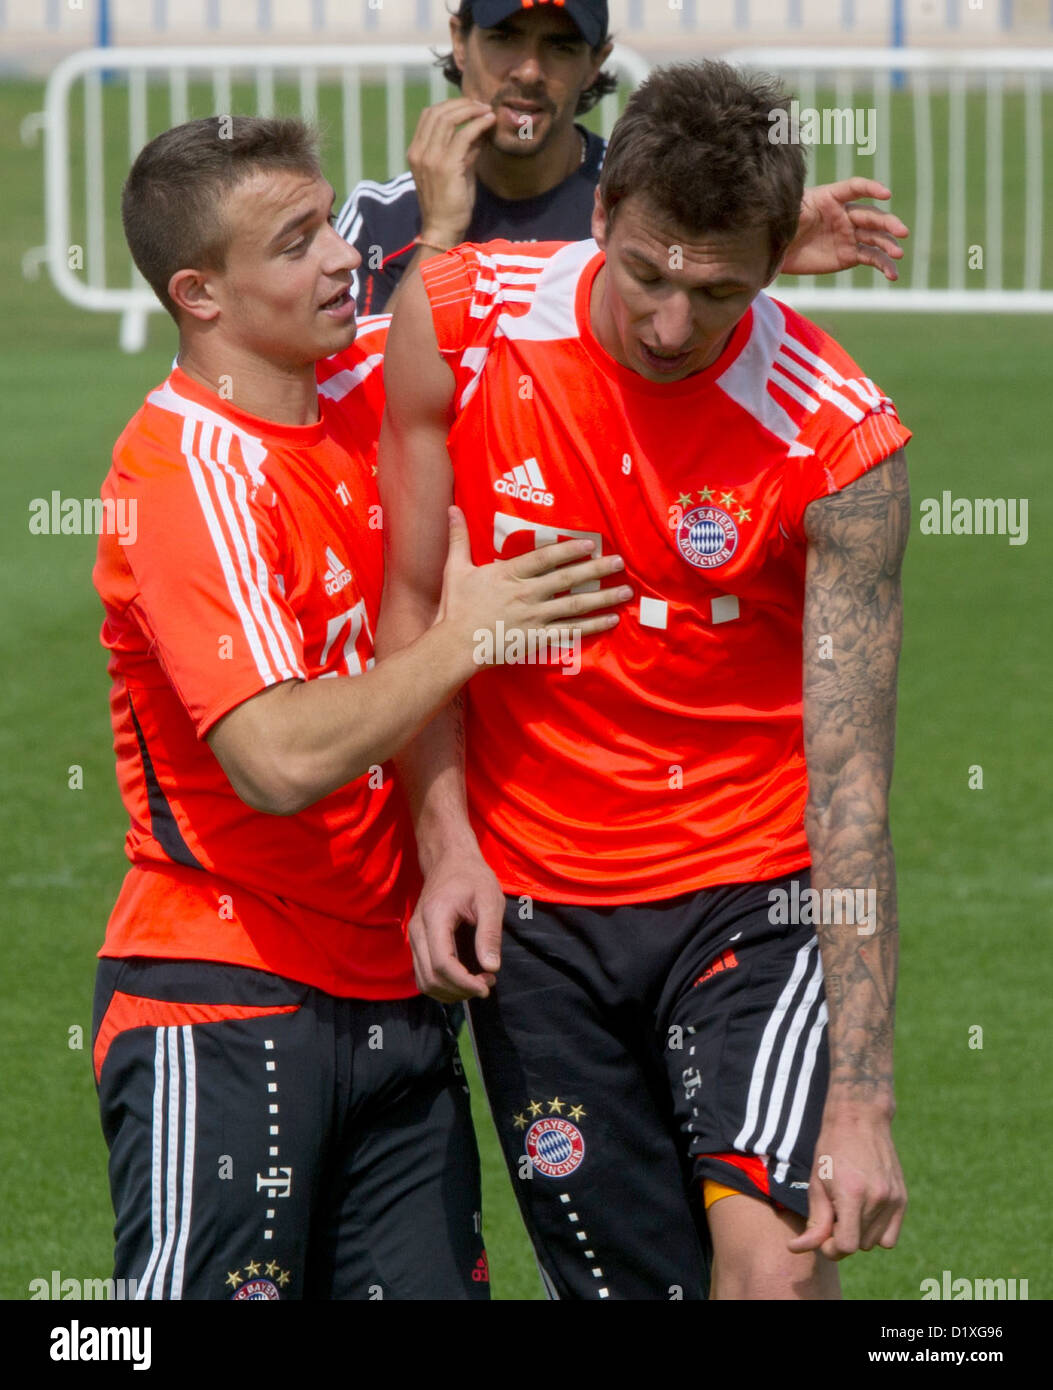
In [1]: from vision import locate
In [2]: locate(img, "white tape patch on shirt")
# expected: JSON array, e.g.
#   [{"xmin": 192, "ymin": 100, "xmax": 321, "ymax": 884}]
[{"xmin": 710, "ymin": 595, "xmax": 740, "ymax": 624}]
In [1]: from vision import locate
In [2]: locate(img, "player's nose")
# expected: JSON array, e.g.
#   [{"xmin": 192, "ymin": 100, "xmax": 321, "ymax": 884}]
[
  {"xmin": 651, "ymin": 294, "xmax": 694, "ymax": 352},
  {"xmin": 327, "ymin": 223, "xmax": 361, "ymax": 274}
]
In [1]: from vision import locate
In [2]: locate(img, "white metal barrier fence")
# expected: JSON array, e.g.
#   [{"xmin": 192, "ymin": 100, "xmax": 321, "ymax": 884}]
[
  {"xmin": 729, "ymin": 48, "xmax": 1052, "ymax": 313},
  {"xmin": 28, "ymin": 43, "xmax": 650, "ymax": 350},
  {"xmin": 26, "ymin": 44, "xmax": 1052, "ymax": 347},
  {"xmin": 7, "ymin": 0, "xmax": 1046, "ymax": 48}
]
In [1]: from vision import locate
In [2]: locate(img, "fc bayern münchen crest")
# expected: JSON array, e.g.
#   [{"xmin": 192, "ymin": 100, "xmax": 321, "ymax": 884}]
[
  {"xmin": 677, "ymin": 505, "xmax": 738, "ymax": 569},
  {"xmin": 525, "ymin": 1117, "xmax": 586, "ymax": 1178},
  {"xmin": 231, "ymin": 1278, "xmax": 280, "ymax": 1300}
]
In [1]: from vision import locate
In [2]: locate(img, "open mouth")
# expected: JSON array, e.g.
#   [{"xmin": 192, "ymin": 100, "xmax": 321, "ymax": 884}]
[
  {"xmin": 640, "ymin": 342, "xmax": 691, "ymax": 373},
  {"xmin": 320, "ymin": 287, "xmax": 351, "ymax": 311}
]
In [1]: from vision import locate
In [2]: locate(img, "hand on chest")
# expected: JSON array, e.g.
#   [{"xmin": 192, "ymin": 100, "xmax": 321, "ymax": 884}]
[{"xmin": 466, "ymin": 415, "xmax": 792, "ymax": 638}]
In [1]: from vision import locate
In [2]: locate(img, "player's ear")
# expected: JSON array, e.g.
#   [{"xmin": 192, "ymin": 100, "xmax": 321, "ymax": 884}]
[
  {"xmin": 590, "ymin": 42, "xmax": 614, "ymax": 81},
  {"xmin": 449, "ymin": 16, "xmax": 467, "ymax": 76},
  {"xmin": 763, "ymin": 255, "xmax": 786, "ymax": 290},
  {"xmin": 168, "ymin": 268, "xmax": 222, "ymax": 324},
  {"xmin": 590, "ymin": 187, "xmax": 609, "ymax": 250}
]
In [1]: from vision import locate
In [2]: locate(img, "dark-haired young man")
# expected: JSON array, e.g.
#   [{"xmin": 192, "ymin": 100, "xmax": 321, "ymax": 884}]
[
  {"xmin": 337, "ymin": 0, "xmax": 908, "ymax": 314},
  {"xmin": 380, "ymin": 60, "xmax": 910, "ymax": 1300},
  {"xmin": 92, "ymin": 114, "xmax": 627, "ymax": 1300}
]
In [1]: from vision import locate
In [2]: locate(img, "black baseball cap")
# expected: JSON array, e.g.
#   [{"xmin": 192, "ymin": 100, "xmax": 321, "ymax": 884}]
[{"xmin": 464, "ymin": 1, "xmax": 609, "ymax": 50}]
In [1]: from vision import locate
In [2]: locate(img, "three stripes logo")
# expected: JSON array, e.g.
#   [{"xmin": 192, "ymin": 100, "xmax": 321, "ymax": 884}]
[
  {"xmin": 493, "ymin": 457, "xmax": 554, "ymax": 508},
  {"xmin": 323, "ymin": 545, "xmax": 353, "ymax": 597},
  {"xmin": 733, "ymin": 936, "xmax": 828, "ymax": 1190}
]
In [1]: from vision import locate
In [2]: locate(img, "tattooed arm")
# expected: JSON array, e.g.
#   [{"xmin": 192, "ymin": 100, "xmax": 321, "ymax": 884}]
[{"xmin": 787, "ymin": 448, "xmax": 910, "ymax": 1261}]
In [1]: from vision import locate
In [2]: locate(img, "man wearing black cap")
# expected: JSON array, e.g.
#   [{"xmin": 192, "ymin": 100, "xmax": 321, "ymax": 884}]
[
  {"xmin": 336, "ymin": 0, "xmax": 907, "ymax": 315},
  {"xmin": 338, "ymin": 0, "xmax": 612, "ymax": 315}
]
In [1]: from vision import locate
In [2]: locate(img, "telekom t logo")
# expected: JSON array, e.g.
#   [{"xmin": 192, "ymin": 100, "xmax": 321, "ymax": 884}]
[
  {"xmin": 493, "ymin": 512, "xmax": 605, "ymax": 593},
  {"xmin": 256, "ymin": 1166, "xmax": 293, "ymax": 1198}
]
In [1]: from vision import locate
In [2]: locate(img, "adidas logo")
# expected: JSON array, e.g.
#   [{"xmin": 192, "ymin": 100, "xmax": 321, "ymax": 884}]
[
  {"xmin": 493, "ymin": 457, "xmax": 554, "ymax": 508},
  {"xmin": 692, "ymin": 948, "xmax": 739, "ymax": 989},
  {"xmin": 323, "ymin": 545, "xmax": 353, "ymax": 597}
]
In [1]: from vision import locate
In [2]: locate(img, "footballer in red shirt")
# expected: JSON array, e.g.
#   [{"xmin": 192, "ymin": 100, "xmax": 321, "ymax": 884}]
[
  {"xmin": 379, "ymin": 61, "xmax": 910, "ymax": 1300},
  {"xmin": 92, "ymin": 115, "xmax": 627, "ymax": 1300}
]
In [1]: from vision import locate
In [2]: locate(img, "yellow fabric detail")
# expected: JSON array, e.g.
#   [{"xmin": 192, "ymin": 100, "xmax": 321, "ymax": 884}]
[{"xmin": 702, "ymin": 1179, "xmax": 743, "ymax": 1210}]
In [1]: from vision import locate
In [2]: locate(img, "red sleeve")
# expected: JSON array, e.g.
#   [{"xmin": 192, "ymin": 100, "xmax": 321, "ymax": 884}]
[
  {"xmin": 418, "ymin": 244, "xmax": 505, "ymax": 407},
  {"xmin": 317, "ymin": 319, "xmax": 389, "ymax": 431},
  {"xmin": 103, "ymin": 413, "xmax": 307, "ymax": 738},
  {"xmin": 778, "ymin": 324, "xmax": 911, "ymax": 537},
  {"xmin": 418, "ymin": 239, "xmax": 573, "ymax": 409}
]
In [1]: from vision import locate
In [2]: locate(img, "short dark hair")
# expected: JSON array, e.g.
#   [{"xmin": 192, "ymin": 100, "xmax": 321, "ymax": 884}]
[
  {"xmin": 437, "ymin": 2, "xmax": 617, "ymax": 114},
  {"xmin": 599, "ymin": 61, "xmax": 805, "ymax": 274},
  {"xmin": 121, "ymin": 115, "xmax": 322, "ymax": 321}
]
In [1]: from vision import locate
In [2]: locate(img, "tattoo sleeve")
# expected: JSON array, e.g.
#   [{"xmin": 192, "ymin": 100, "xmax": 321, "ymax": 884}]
[{"xmin": 802, "ymin": 449, "xmax": 910, "ymax": 1108}]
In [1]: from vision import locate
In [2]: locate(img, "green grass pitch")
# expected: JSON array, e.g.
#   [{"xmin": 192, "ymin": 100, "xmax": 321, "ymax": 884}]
[{"xmin": 0, "ymin": 74, "xmax": 1049, "ymax": 1301}]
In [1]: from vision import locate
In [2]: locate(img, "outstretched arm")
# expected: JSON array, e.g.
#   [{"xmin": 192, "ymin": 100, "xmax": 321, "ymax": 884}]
[
  {"xmin": 376, "ymin": 268, "xmax": 494, "ymax": 1001},
  {"xmin": 788, "ymin": 449, "xmax": 910, "ymax": 1260},
  {"xmin": 377, "ymin": 269, "xmax": 507, "ymax": 1000},
  {"xmin": 209, "ymin": 509, "xmax": 623, "ymax": 816}
]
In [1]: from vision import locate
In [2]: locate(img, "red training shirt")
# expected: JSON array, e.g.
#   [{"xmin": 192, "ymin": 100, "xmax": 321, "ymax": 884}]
[
  {"xmin": 94, "ymin": 317, "xmax": 420, "ymax": 997},
  {"xmin": 419, "ymin": 240, "xmax": 911, "ymax": 905}
]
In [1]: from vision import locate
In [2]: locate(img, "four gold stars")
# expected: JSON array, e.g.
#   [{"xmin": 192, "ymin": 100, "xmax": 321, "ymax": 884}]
[
  {"xmin": 514, "ymin": 1099, "xmax": 587, "ymax": 1125},
  {"xmin": 228, "ymin": 1260, "xmax": 292, "ymax": 1291},
  {"xmin": 680, "ymin": 486, "xmax": 755, "ymax": 519}
]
